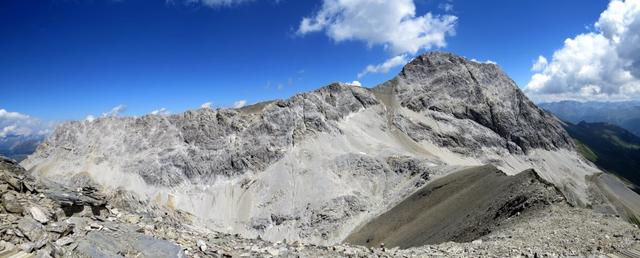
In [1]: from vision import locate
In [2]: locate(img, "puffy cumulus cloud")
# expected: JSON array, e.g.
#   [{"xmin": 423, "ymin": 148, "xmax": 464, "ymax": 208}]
[
  {"xmin": 201, "ymin": 102, "xmax": 213, "ymax": 109},
  {"xmin": 85, "ymin": 115, "xmax": 96, "ymax": 123},
  {"xmin": 0, "ymin": 109, "xmax": 52, "ymax": 138},
  {"xmin": 150, "ymin": 108, "xmax": 170, "ymax": 116},
  {"xmin": 102, "ymin": 105, "xmax": 127, "ymax": 118},
  {"xmin": 298, "ymin": 0, "xmax": 456, "ymax": 79},
  {"xmin": 358, "ymin": 54, "xmax": 410, "ymax": 78},
  {"xmin": 526, "ymin": 0, "xmax": 640, "ymax": 101},
  {"xmin": 0, "ymin": 125, "xmax": 18, "ymax": 138},
  {"xmin": 0, "ymin": 109, "xmax": 29, "ymax": 120},
  {"xmin": 298, "ymin": 0, "xmax": 457, "ymax": 55},
  {"xmin": 347, "ymin": 80, "xmax": 362, "ymax": 86},
  {"xmin": 233, "ymin": 100, "xmax": 247, "ymax": 108},
  {"xmin": 531, "ymin": 56, "xmax": 548, "ymax": 72}
]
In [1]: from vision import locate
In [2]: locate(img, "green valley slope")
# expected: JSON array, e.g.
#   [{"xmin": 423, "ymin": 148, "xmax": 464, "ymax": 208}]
[{"xmin": 564, "ymin": 121, "xmax": 640, "ymax": 192}]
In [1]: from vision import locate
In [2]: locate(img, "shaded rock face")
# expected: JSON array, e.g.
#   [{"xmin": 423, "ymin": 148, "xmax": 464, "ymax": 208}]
[
  {"xmin": 393, "ymin": 52, "xmax": 574, "ymax": 153},
  {"xmin": 0, "ymin": 156, "xmax": 26, "ymax": 176}
]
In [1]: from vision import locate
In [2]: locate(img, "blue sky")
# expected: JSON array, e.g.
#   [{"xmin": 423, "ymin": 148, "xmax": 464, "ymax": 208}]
[{"xmin": 0, "ymin": 0, "xmax": 623, "ymax": 125}]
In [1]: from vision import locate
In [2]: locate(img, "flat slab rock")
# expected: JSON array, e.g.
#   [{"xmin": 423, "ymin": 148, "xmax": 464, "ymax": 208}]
[{"xmin": 75, "ymin": 231, "xmax": 185, "ymax": 258}]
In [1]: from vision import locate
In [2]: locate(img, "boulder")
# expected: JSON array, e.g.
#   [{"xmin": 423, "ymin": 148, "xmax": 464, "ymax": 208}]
[
  {"xmin": 75, "ymin": 231, "xmax": 185, "ymax": 258},
  {"xmin": 29, "ymin": 206, "xmax": 50, "ymax": 224},
  {"xmin": 17, "ymin": 217, "xmax": 46, "ymax": 242},
  {"xmin": 1, "ymin": 191, "xmax": 23, "ymax": 214}
]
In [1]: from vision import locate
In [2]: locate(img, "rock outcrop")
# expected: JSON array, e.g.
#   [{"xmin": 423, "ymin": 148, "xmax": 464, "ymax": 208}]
[
  {"xmin": 21, "ymin": 52, "xmax": 600, "ymax": 244},
  {"xmin": 393, "ymin": 52, "xmax": 573, "ymax": 153},
  {"xmin": 0, "ymin": 156, "xmax": 186, "ymax": 257},
  {"xmin": 27, "ymin": 84, "xmax": 378, "ymax": 186}
]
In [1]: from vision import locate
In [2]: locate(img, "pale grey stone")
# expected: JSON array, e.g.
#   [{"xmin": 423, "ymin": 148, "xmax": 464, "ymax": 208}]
[
  {"xmin": 17, "ymin": 217, "xmax": 45, "ymax": 242},
  {"xmin": 29, "ymin": 206, "xmax": 50, "ymax": 224}
]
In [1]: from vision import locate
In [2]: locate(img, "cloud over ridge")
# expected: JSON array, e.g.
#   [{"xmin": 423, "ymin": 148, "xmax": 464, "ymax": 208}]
[
  {"xmin": 0, "ymin": 109, "xmax": 51, "ymax": 138},
  {"xmin": 526, "ymin": 0, "xmax": 640, "ymax": 102},
  {"xmin": 298, "ymin": 0, "xmax": 457, "ymax": 79}
]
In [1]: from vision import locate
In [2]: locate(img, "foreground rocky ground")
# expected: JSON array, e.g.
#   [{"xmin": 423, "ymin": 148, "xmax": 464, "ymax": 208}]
[{"xmin": 1, "ymin": 156, "xmax": 639, "ymax": 257}]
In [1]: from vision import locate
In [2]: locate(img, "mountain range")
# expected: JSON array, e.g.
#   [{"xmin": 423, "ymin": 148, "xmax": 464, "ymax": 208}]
[
  {"xmin": 20, "ymin": 52, "xmax": 603, "ymax": 242},
  {"xmin": 539, "ymin": 101, "xmax": 640, "ymax": 137},
  {"xmin": 6, "ymin": 52, "xmax": 640, "ymax": 256},
  {"xmin": 0, "ymin": 134, "xmax": 44, "ymax": 162}
]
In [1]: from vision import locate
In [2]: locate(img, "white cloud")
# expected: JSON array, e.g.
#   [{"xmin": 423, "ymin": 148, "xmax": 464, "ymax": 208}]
[
  {"xmin": 531, "ymin": 55, "xmax": 548, "ymax": 72},
  {"xmin": 347, "ymin": 80, "xmax": 362, "ymax": 86},
  {"xmin": 233, "ymin": 100, "xmax": 247, "ymax": 108},
  {"xmin": 150, "ymin": 108, "xmax": 170, "ymax": 116},
  {"xmin": 439, "ymin": 2, "xmax": 454, "ymax": 12},
  {"xmin": 358, "ymin": 54, "xmax": 410, "ymax": 78},
  {"xmin": 0, "ymin": 109, "xmax": 51, "ymax": 138},
  {"xmin": 0, "ymin": 109, "xmax": 29, "ymax": 121},
  {"xmin": 102, "ymin": 104, "xmax": 127, "ymax": 118},
  {"xmin": 84, "ymin": 105, "xmax": 127, "ymax": 122},
  {"xmin": 0, "ymin": 125, "xmax": 18, "ymax": 138},
  {"xmin": 526, "ymin": 0, "xmax": 640, "ymax": 102},
  {"xmin": 470, "ymin": 58, "xmax": 497, "ymax": 65},
  {"xmin": 298, "ymin": 0, "xmax": 457, "ymax": 55},
  {"xmin": 201, "ymin": 102, "xmax": 213, "ymax": 109},
  {"xmin": 298, "ymin": 0, "xmax": 456, "ymax": 79}
]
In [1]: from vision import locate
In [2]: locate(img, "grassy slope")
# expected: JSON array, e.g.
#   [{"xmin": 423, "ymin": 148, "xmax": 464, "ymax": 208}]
[
  {"xmin": 574, "ymin": 139, "xmax": 598, "ymax": 163},
  {"xmin": 564, "ymin": 121, "xmax": 640, "ymax": 192}
]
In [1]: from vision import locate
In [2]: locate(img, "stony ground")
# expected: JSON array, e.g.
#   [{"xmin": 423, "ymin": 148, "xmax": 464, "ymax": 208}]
[
  {"xmin": 400, "ymin": 204, "xmax": 640, "ymax": 257},
  {"xmin": 1, "ymin": 156, "xmax": 639, "ymax": 258}
]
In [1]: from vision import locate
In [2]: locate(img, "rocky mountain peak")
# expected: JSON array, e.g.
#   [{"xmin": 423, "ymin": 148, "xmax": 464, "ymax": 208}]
[{"xmin": 388, "ymin": 51, "xmax": 574, "ymax": 153}]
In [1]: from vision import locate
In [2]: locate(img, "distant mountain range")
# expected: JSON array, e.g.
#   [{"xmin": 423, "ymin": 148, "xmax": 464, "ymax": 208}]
[
  {"xmin": 563, "ymin": 121, "xmax": 640, "ymax": 193},
  {"xmin": 0, "ymin": 134, "xmax": 44, "ymax": 161},
  {"xmin": 539, "ymin": 101, "xmax": 640, "ymax": 137}
]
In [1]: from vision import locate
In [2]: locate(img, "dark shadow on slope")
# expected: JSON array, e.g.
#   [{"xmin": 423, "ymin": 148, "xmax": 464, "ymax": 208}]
[
  {"xmin": 563, "ymin": 121, "xmax": 640, "ymax": 194},
  {"xmin": 344, "ymin": 165, "xmax": 563, "ymax": 249}
]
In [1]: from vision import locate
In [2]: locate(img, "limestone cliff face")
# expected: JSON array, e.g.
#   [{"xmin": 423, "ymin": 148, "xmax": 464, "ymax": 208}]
[
  {"xmin": 392, "ymin": 52, "xmax": 574, "ymax": 154},
  {"xmin": 21, "ymin": 52, "xmax": 598, "ymax": 244},
  {"xmin": 26, "ymin": 84, "xmax": 378, "ymax": 186}
]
